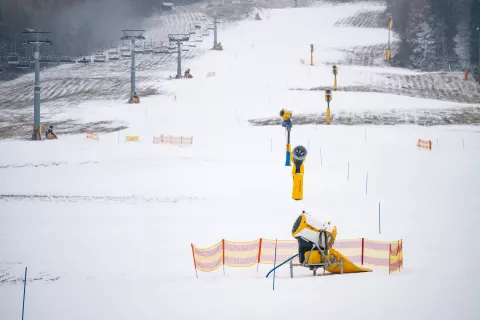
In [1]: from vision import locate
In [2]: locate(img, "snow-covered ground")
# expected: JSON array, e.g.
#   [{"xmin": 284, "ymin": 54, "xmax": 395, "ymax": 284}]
[{"xmin": 1, "ymin": 1, "xmax": 480, "ymax": 319}]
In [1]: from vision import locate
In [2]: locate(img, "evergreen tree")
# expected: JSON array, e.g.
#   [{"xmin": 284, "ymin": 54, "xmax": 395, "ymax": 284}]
[
  {"xmin": 406, "ymin": 0, "xmax": 438, "ymax": 69},
  {"xmin": 469, "ymin": 0, "xmax": 480, "ymax": 65}
]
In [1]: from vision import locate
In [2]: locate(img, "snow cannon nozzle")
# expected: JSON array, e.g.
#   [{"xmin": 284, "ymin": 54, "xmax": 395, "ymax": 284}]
[{"xmin": 292, "ymin": 145, "xmax": 307, "ymax": 162}]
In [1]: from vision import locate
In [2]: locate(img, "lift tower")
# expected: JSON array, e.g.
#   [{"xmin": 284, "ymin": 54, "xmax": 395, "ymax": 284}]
[
  {"xmin": 168, "ymin": 34, "xmax": 190, "ymax": 79},
  {"xmin": 22, "ymin": 30, "xmax": 52, "ymax": 140},
  {"xmin": 121, "ymin": 29, "xmax": 145, "ymax": 102}
]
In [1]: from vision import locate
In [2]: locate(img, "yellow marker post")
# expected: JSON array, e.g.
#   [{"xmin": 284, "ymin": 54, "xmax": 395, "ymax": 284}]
[{"xmin": 310, "ymin": 44, "xmax": 314, "ymax": 66}]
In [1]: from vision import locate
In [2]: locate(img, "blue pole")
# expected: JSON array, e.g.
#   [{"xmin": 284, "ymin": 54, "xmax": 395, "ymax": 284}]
[
  {"xmin": 22, "ymin": 266, "xmax": 27, "ymax": 320},
  {"xmin": 273, "ymin": 239, "xmax": 278, "ymax": 291},
  {"xmin": 379, "ymin": 202, "xmax": 381, "ymax": 234},
  {"xmin": 266, "ymin": 254, "xmax": 299, "ymax": 278}
]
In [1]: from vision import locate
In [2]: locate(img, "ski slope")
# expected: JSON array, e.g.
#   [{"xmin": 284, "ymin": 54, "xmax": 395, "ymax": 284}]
[{"xmin": 1, "ymin": 1, "xmax": 480, "ymax": 319}]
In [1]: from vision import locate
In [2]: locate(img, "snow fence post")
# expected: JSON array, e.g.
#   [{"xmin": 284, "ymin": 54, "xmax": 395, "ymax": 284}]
[
  {"xmin": 190, "ymin": 244, "xmax": 198, "ymax": 278},
  {"xmin": 22, "ymin": 266, "xmax": 27, "ymax": 320},
  {"xmin": 361, "ymin": 238, "xmax": 364, "ymax": 265},
  {"xmin": 398, "ymin": 240, "xmax": 400, "ymax": 273},
  {"xmin": 401, "ymin": 239, "xmax": 403, "ymax": 270},
  {"xmin": 273, "ymin": 239, "xmax": 278, "ymax": 291},
  {"xmin": 222, "ymin": 239, "xmax": 225, "ymax": 274},
  {"xmin": 257, "ymin": 238, "xmax": 263, "ymax": 272},
  {"xmin": 388, "ymin": 244, "xmax": 391, "ymax": 275}
]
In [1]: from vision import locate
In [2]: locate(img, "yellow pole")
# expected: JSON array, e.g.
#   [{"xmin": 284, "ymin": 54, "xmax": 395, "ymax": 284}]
[
  {"xmin": 334, "ymin": 77, "xmax": 337, "ymax": 91},
  {"xmin": 326, "ymin": 107, "xmax": 331, "ymax": 125}
]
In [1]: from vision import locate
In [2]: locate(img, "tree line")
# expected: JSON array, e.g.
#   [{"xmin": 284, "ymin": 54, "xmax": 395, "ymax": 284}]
[{"xmin": 390, "ymin": 0, "xmax": 480, "ymax": 70}]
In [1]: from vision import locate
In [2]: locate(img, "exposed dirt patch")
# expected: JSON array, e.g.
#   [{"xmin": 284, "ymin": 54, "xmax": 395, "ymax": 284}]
[
  {"xmin": 249, "ymin": 107, "xmax": 480, "ymax": 126},
  {"xmin": 334, "ymin": 9, "xmax": 387, "ymax": 29}
]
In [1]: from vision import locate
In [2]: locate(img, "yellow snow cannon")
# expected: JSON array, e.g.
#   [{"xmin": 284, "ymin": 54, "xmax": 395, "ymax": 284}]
[
  {"xmin": 290, "ymin": 212, "xmax": 372, "ymax": 276},
  {"xmin": 332, "ymin": 65, "xmax": 338, "ymax": 90},
  {"xmin": 291, "ymin": 146, "xmax": 307, "ymax": 200},
  {"xmin": 325, "ymin": 89, "xmax": 332, "ymax": 124}
]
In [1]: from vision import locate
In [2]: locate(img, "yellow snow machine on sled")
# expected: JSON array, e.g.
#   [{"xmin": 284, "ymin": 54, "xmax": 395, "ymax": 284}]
[{"xmin": 266, "ymin": 212, "xmax": 372, "ymax": 278}]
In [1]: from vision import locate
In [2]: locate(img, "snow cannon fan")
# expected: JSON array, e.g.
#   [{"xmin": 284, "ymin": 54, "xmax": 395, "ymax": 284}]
[
  {"xmin": 291, "ymin": 212, "xmax": 337, "ymax": 264},
  {"xmin": 279, "ymin": 109, "xmax": 293, "ymax": 166},
  {"xmin": 291, "ymin": 145, "xmax": 307, "ymax": 200}
]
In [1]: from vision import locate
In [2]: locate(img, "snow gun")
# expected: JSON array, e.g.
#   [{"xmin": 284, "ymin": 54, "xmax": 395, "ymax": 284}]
[
  {"xmin": 291, "ymin": 145, "xmax": 306, "ymax": 200},
  {"xmin": 332, "ymin": 65, "xmax": 338, "ymax": 91},
  {"xmin": 279, "ymin": 109, "xmax": 293, "ymax": 166},
  {"xmin": 325, "ymin": 90, "xmax": 332, "ymax": 124},
  {"xmin": 266, "ymin": 212, "xmax": 372, "ymax": 278}
]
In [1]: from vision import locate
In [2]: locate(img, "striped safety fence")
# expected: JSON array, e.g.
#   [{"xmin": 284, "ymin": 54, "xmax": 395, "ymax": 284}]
[
  {"xmin": 153, "ymin": 135, "xmax": 193, "ymax": 145},
  {"xmin": 125, "ymin": 135, "xmax": 139, "ymax": 142},
  {"xmin": 86, "ymin": 131, "xmax": 99, "ymax": 141},
  {"xmin": 417, "ymin": 139, "xmax": 432, "ymax": 150},
  {"xmin": 191, "ymin": 237, "xmax": 403, "ymax": 277},
  {"xmin": 389, "ymin": 240, "xmax": 403, "ymax": 274}
]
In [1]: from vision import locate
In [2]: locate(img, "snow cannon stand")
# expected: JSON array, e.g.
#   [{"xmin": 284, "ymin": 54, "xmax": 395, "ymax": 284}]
[
  {"xmin": 290, "ymin": 212, "xmax": 341, "ymax": 277},
  {"xmin": 279, "ymin": 109, "xmax": 293, "ymax": 166}
]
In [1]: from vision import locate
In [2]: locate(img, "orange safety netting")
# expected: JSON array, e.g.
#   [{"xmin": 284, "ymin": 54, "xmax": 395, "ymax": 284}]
[
  {"xmin": 417, "ymin": 139, "xmax": 432, "ymax": 150},
  {"xmin": 191, "ymin": 237, "xmax": 403, "ymax": 274}
]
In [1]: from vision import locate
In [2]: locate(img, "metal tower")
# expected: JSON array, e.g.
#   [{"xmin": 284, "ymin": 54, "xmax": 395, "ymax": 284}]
[
  {"xmin": 121, "ymin": 29, "xmax": 145, "ymax": 102},
  {"xmin": 168, "ymin": 34, "xmax": 190, "ymax": 79},
  {"xmin": 213, "ymin": 17, "xmax": 220, "ymax": 49},
  {"xmin": 22, "ymin": 30, "xmax": 52, "ymax": 140}
]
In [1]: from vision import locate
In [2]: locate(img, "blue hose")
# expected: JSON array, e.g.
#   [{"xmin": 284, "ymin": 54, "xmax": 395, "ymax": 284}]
[{"xmin": 266, "ymin": 254, "xmax": 299, "ymax": 278}]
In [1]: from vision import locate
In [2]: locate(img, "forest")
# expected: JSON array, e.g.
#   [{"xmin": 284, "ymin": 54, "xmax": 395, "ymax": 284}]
[
  {"xmin": 390, "ymin": 0, "xmax": 480, "ymax": 70},
  {"xmin": 0, "ymin": 0, "xmax": 479, "ymax": 71}
]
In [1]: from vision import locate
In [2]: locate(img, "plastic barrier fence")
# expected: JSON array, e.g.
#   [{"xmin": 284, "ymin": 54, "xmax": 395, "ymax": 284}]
[
  {"xmin": 364, "ymin": 239, "xmax": 398, "ymax": 267},
  {"xmin": 417, "ymin": 139, "xmax": 432, "ymax": 150},
  {"xmin": 125, "ymin": 136, "xmax": 139, "ymax": 142},
  {"xmin": 191, "ymin": 237, "xmax": 403, "ymax": 275},
  {"xmin": 87, "ymin": 132, "xmax": 99, "ymax": 141},
  {"xmin": 389, "ymin": 240, "xmax": 403, "ymax": 274},
  {"xmin": 153, "ymin": 135, "xmax": 193, "ymax": 145}
]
